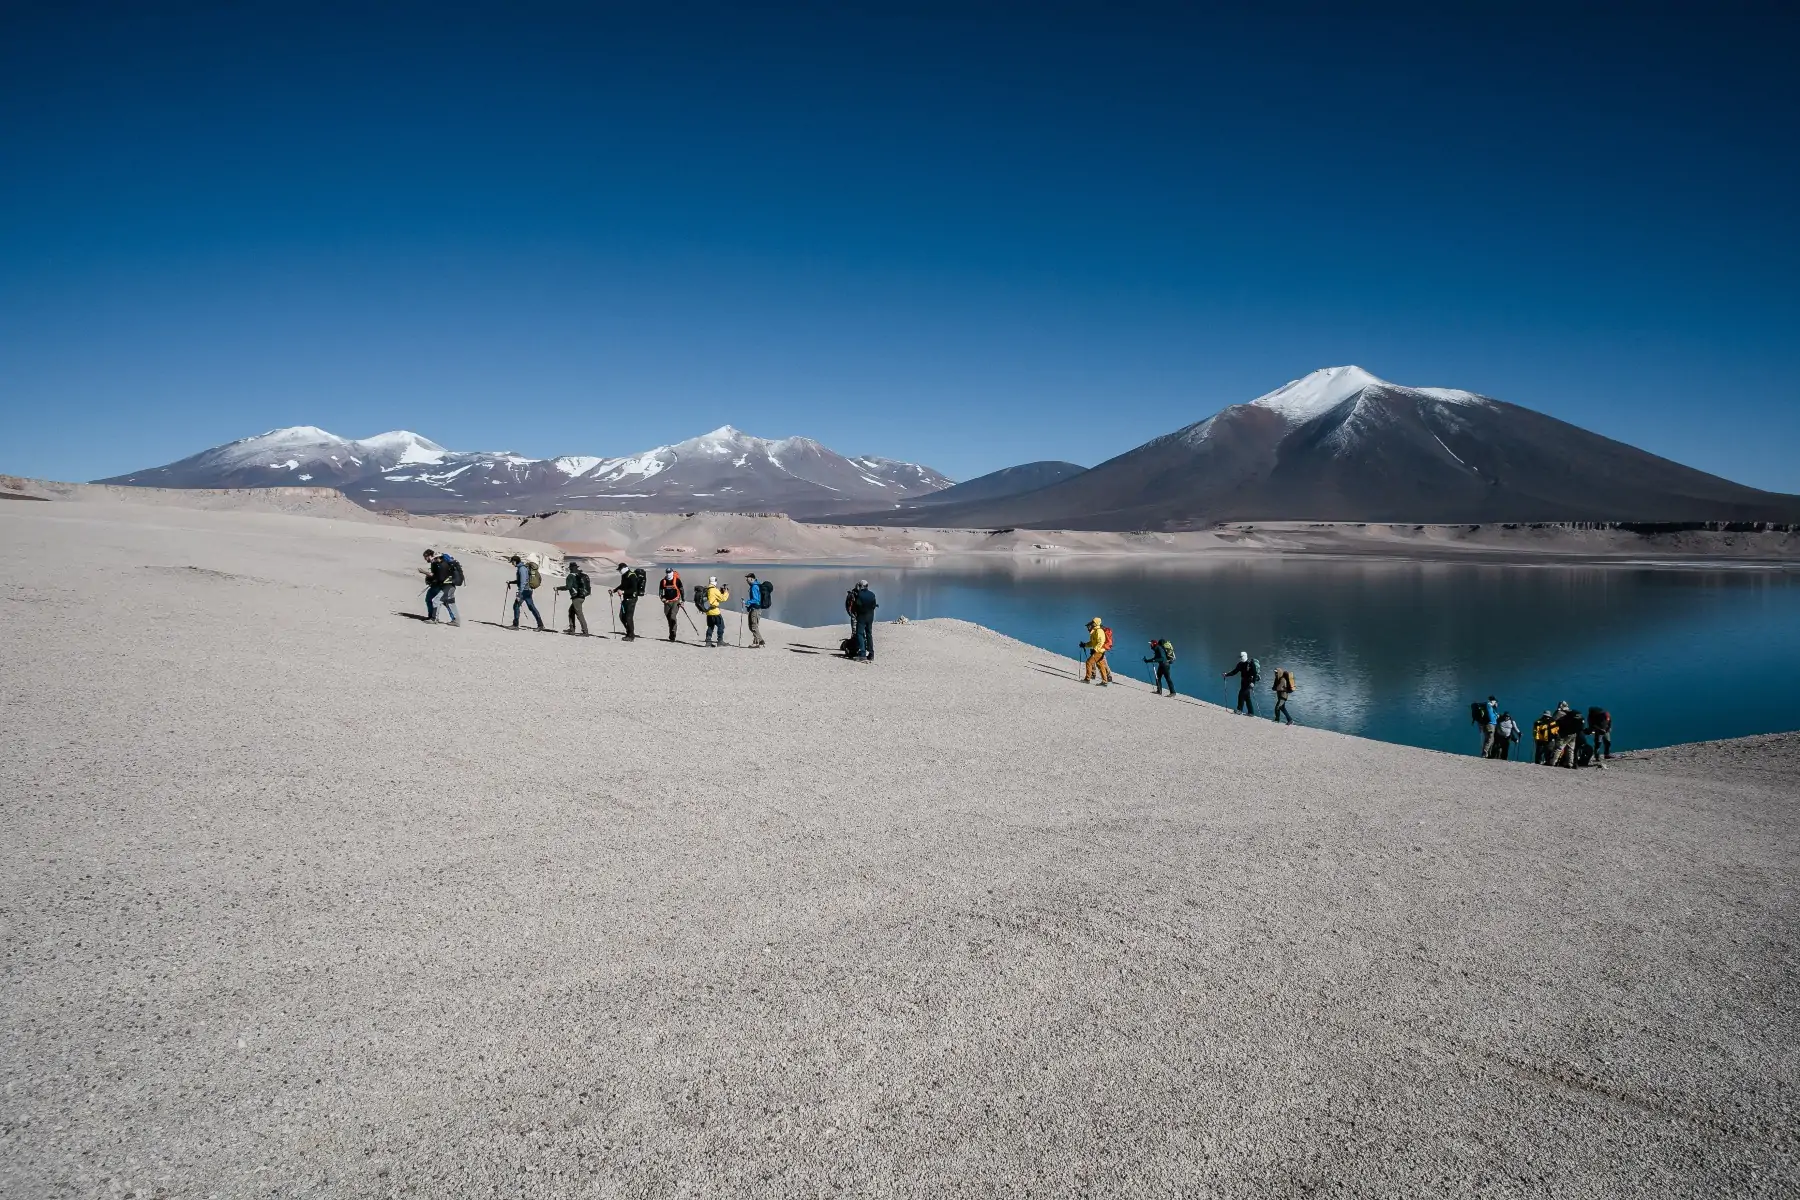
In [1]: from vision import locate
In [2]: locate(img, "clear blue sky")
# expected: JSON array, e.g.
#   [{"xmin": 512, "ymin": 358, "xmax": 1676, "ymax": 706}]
[{"xmin": 3, "ymin": 2, "xmax": 1797, "ymax": 489}]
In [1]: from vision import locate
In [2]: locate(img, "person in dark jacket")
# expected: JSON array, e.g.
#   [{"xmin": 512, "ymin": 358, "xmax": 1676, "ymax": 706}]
[
  {"xmin": 658, "ymin": 568, "xmax": 684, "ymax": 641},
  {"xmin": 848, "ymin": 580, "xmax": 878, "ymax": 662},
  {"xmin": 556, "ymin": 561, "xmax": 591, "ymax": 635},
  {"xmin": 506, "ymin": 555, "xmax": 544, "ymax": 630},
  {"xmin": 1144, "ymin": 639, "xmax": 1175, "ymax": 696},
  {"xmin": 609, "ymin": 562, "xmax": 644, "ymax": 640},
  {"xmin": 421, "ymin": 549, "xmax": 461, "ymax": 626},
  {"xmin": 1588, "ymin": 707, "xmax": 1613, "ymax": 767},
  {"xmin": 1551, "ymin": 703, "xmax": 1585, "ymax": 767},
  {"xmin": 1222, "ymin": 651, "xmax": 1257, "ymax": 715}
]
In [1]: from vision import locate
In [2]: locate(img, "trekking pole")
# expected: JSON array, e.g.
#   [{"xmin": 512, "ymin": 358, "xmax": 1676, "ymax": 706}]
[
  {"xmin": 680, "ymin": 604, "xmax": 702, "ymax": 637},
  {"xmin": 499, "ymin": 586, "xmax": 508, "ymax": 625},
  {"xmin": 551, "ymin": 590, "xmax": 560, "ymax": 631},
  {"xmin": 737, "ymin": 609, "xmax": 744, "ymax": 647},
  {"xmin": 610, "ymin": 596, "xmax": 618, "ymax": 634}
]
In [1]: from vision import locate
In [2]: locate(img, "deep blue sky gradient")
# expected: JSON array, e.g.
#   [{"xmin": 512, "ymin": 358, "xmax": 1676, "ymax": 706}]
[{"xmin": 3, "ymin": 2, "xmax": 1797, "ymax": 488}]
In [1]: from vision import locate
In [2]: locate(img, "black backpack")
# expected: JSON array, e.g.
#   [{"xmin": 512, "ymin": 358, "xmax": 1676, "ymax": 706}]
[
  {"xmin": 627, "ymin": 567, "xmax": 648, "ymax": 597},
  {"xmin": 1470, "ymin": 701, "xmax": 1488, "ymax": 724},
  {"xmin": 692, "ymin": 584, "xmax": 708, "ymax": 606},
  {"xmin": 445, "ymin": 556, "xmax": 464, "ymax": 587},
  {"xmin": 568, "ymin": 570, "xmax": 590, "ymax": 599},
  {"xmin": 757, "ymin": 580, "xmax": 773, "ymax": 610}
]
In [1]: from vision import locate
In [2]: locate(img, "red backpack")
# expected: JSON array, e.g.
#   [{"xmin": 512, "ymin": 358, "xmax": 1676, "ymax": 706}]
[{"xmin": 1101, "ymin": 626, "xmax": 1114, "ymax": 652}]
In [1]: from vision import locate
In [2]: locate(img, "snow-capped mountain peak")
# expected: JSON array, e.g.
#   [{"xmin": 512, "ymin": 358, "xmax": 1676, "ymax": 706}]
[{"xmin": 1248, "ymin": 366, "xmax": 1389, "ymax": 424}]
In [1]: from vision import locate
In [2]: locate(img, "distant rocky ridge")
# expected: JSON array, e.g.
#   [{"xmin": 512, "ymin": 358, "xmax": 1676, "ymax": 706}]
[{"xmin": 97, "ymin": 425, "xmax": 956, "ymax": 517}]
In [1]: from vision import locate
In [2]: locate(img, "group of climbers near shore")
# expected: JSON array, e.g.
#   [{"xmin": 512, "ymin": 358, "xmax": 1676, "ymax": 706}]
[
  {"xmin": 423, "ymin": 552, "xmax": 1612, "ymax": 754},
  {"xmin": 1471, "ymin": 695, "xmax": 1614, "ymax": 769},
  {"xmin": 1077, "ymin": 618, "xmax": 1298, "ymax": 724},
  {"xmin": 415, "ymin": 549, "xmax": 885, "ymax": 657}
]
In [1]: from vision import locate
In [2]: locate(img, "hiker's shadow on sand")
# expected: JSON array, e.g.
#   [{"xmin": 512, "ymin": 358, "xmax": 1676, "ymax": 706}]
[
  {"xmin": 394, "ymin": 611, "xmax": 434, "ymax": 622},
  {"xmin": 1030, "ymin": 661, "xmax": 1082, "ymax": 680}
]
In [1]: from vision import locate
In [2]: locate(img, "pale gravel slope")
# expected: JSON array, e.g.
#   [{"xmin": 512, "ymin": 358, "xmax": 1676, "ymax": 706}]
[{"xmin": 1, "ymin": 502, "xmax": 1795, "ymax": 1198}]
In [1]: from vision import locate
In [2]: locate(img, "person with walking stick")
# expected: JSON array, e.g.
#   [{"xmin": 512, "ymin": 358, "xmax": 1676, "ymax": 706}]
[
  {"xmin": 506, "ymin": 555, "xmax": 545, "ymax": 631},
  {"xmin": 556, "ymin": 560, "xmax": 591, "ymax": 635},
  {"xmin": 610, "ymin": 562, "xmax": 646, "ymax": 641},
  {"xmin": 658, "ymin": 568, "xmax": 685, "ymax": 642}
]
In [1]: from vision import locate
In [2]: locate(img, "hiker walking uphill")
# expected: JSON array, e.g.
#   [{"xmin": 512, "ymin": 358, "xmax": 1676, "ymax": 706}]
[
  {"xmin": 742, "ymin": 573, "xmax": 772, "ymax": 648},
  {"xmin": 420, "ymin": 549, "xmax": 462, "ymax": 626},
  {"xmin": 701, "ymin": 577, "xmax": 730, "ymax": 647},
  {"xmin": 1271, "ymin": 667, "xmax": 1296, "ymax": 724},
  {"xmin": 658, "ymin": 568, "xmax": 685, "ymax": 642},
  {"xmin": 610, "ymin": 562, "xmax": 647, "ymax": 641},
  {"xmin": 556, "ymin": 561, "xmax": 591, "ymax": 636},
  {"xmin": 1081, "ymin": 618, "xmax": 1112, "ymax": 685},
  {"xmin": 506, "ymin": 555, "xmax": 545, "ymax": 631},
  {"xmin": 1144, "ymin": 638, "xmax": 1175, "ymax": 696},
  {"xmin": 1222, "ymin": 652, "xmax": 1259, "ymax": 715},
  {"xmin": 847, "ymin": 580, "xmax": 878, "ymax": 662}
]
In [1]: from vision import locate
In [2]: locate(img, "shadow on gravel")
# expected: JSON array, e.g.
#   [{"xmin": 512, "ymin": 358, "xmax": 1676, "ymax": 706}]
[{"xmin": 393, "ymin": 611, "xmax": 434, "ymax": 623}]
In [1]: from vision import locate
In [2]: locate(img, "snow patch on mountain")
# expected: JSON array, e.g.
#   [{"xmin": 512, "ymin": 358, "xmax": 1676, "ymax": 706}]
[{"xmin": 553, "ymin": 456, "xmax": 603, "ymax": 476}]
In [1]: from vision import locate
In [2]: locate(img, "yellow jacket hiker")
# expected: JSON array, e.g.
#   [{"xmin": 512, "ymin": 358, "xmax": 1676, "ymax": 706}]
[
  {"xmin": 1082, "ymin": 617, "xmax": 1113, "ymax": 686},
  {"xmin": 702, "ymin": 577, "xmax": 731, "ymax": 647}
]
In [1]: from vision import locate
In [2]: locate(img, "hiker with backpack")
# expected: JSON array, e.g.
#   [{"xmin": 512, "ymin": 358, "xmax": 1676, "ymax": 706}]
[
  {"xmin": 1532, "ymin": 711, "xmax": 1554, "ymax": 765},
  {"xmin": 1143, "ymin": 638, "xmax": 1175, "ymax": 696},
  {"xmin": 421, "ymin": 549, "xmax": 462, "ymax": 626},
  {"xmin": 1472, "ymin": 695, "xmax": 1500, "ymax": 756},
  {"xmin": 701, "ymin": 576, "xmax": 730, "ymax": 647},
  {"xmin": 1271, "ymin": 668, "xmax": 1296, "ymax": 724},
  {"xmin": 658, "ymin": 568, "xmax": 685, "ymax": 641},
  {"xmin": 1080, "ymin": 618, "xmax": 1113, "ymax": 685},
  {"xmin": 506, "ymin": 554, "xmax": 546, "ymax": 631},
  {"xmin": 1493, "ymin": 712, "xmax": 1522, "ymax": 760},
  {"xmin": 742, "ymin": 573, "xmax": 772, "ymax": 648},
  {"xmin": 1222, "ymin": 652, "xmax": 1259, "ymax": 715},
  {"xmin": 1550, "ymin": 702, "xmax": 1585, "ymax": 768},
  {"xmin": 848, "ymin": 580, "xmax": 878, "ymax": 662},
  {"xmin": 1588, "ymin": 706, "xmax": 1613, "ymax": 767},
  {"xmin": 610, "ymin": 562, "xmax": 647, "ymax": 641},
  {"xmin": 556, "ymin": 561, "xmax": 592, "ymax": 636}
]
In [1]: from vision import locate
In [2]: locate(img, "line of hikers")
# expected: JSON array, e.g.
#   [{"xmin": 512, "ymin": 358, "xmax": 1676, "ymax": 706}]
[
  {"xmin": 1471, "ymin": 695, "xmax": 1613, "ymax": 768},
  {"xmin": 1078, "ymin": 617, "xmax": 1298, "ymax": 723},
  {"xmin": 418, "ymin": 551, "xmax": 776, "ymax": 647}
]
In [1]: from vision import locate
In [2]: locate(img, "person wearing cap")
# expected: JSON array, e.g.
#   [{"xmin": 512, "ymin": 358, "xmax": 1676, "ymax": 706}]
[
  {"xmin": 609, "ymin": 561, "xmax": 645, "ymax": 641},
  {"xmin": 702, "ymin": 576, "xmax": 730, "ymax": 647},
  {"xmin": 556, "ymin": 560, "xmax": 591, "ymax": 636},
  {"xmin": 1080, "ymin": 618, "xmax": 1111, "ymax": 685},
  {"xmin": 1222, "ymin": 651, "xmax": 1257, "ymax": 715},
  {"xmin": 505, "ymin": 554, "xmax": 545, "ymax": 631},
  {"xmin": 742, "ymin": 572, "xmax": 768, "ymax": 648},
  {"xmin": 848, "ymin": 579, "xmax": 878, "ymax": 662},
  {"xmin": 658, "ymin": 567, "xmax": 685, "ymax": 641},
  {"xmin": 420, "ymin": 549, "xmax": 461, "ymax": 626}
]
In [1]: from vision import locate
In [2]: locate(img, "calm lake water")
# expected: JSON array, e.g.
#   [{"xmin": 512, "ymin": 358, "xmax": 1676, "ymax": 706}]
[{"xmin": 683, "ymin": 557, "xmax": 1800, "ymax": 755}]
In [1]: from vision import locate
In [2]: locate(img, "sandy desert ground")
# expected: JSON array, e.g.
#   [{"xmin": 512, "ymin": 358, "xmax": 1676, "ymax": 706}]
[
  {"xmin": 2, "ymin": 499, "xmax": 1797, "ymax": 1197},
  {"xmin": 6, "ymin": 476, "xmax": 1796, "ymax": 566}
]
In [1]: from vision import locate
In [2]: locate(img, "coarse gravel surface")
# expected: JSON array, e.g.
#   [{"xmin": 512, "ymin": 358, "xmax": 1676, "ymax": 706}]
[{"xmin": 2, "ymin": 501, "xmax": 1797, "ymax": 1198}]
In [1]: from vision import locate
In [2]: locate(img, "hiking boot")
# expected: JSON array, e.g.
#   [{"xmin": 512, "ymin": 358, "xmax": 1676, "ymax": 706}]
[{"xmin": 451, "ymin": 619, "xmax": 461, "ymax": 627}]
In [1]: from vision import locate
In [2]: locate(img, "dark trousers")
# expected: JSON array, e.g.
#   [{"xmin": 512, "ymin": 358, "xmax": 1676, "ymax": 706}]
[
  {"xmin": 663, "ymin": 601, "xmax": 681, "ymax": 639},
  {"xmin": 1493, "ymin": 738, "xmax": 1511, "ymax": 760},
  {"xmin": 619, "ymin": 596, "xmax": 637, "ymax": 638},
  {"xmin": 1153, "ymin": 664, "xmax": 1173, "ymax": 693},
  {"xmin": 566, "ymin": 596, "xmax": 587, "ymax": 634},
  {"xmin": 513, "ymin": 589, "xmax": 543, "ymax": 628},
  {"xmin": 1273, "ymin": 691, "xmax": 1292, "ymax": 724},
  {"xmin": 706, "ymin": 613, "xmax": 725, "ymax": 643},
  {"xmin": 1235, "ymin": 685, "xmax": 1255, "ymax": 715},
  {"xmin": 854, "ymin": 614, "xmax": 874, "ymax": 660},
  {"xmin": 1593, "ymin": 731, "xmax": 1611, "ymax": 759},
  {"xmin": 425, "ymin": 585, "xmax": 458, "ymax": 623}
]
